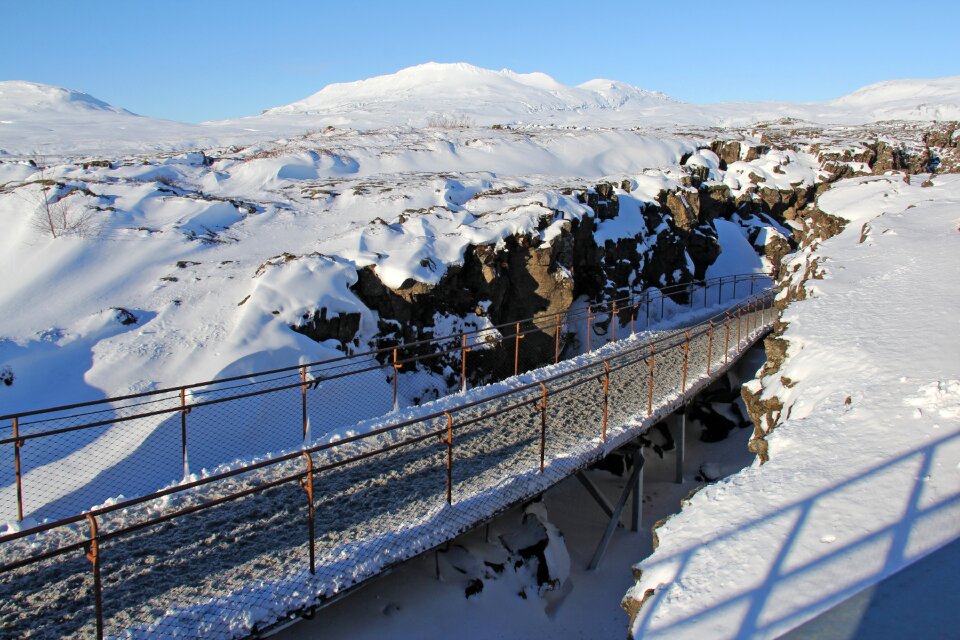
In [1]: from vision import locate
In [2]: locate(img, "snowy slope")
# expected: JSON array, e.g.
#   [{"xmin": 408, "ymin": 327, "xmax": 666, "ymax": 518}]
[{"xmin": 625, "ymin": 173, "xmax": 960, "ymax": 639}]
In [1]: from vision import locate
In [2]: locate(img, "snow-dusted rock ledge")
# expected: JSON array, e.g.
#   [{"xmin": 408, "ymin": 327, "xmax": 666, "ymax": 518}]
[{"xmin": 622, "ymin": 173, "xmax": 960, "ymax": 638}]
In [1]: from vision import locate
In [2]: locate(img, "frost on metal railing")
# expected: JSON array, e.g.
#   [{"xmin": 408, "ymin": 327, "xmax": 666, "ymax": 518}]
[
  {"xmin": 0, "ymin": 275, "xmax": 769, "ymax": 525},
  {"xmin": 0, "ymin": 286, "xmax": 775, "ymax": 640}
]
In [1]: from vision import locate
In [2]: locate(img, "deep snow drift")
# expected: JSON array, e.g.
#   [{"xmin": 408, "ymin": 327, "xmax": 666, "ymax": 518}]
[{"xmin": 625, "ymin": 174, "xmax": 960, "ymax": 638}]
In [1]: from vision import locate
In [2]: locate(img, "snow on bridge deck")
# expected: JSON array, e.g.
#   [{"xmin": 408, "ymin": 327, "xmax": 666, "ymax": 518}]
[{"xmin": 0, "ymin": 295, "xmax": 772, "ymax": 639}]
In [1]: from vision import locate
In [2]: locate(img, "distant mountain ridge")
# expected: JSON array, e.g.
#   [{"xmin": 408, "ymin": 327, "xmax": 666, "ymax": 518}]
[
  {"xmin": 0, "ymin": 80, "xmax": 132, "ymax": 115},
  {"xmin": 1, "ymin": 65, "xmax": 959, "ymax": 156},
  {"xmin": 264, "ymin": 62, "xmax": 679, "ymax": 117}
]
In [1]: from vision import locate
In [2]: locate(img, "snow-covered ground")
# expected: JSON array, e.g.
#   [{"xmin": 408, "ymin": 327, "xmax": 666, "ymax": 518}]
[{"xmin": 625, "ymin": 173, "xmax": 960, "ymax": 638}]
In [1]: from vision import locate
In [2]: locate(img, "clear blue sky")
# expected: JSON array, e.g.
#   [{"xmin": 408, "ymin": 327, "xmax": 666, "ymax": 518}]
[{"xmin": 2, "ymin": 0, "xmax": 957, "ymax": 123}]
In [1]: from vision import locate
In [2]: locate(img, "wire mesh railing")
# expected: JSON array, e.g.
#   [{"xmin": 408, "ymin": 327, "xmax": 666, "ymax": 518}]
[
  {"xmin": 0, "ymin": 284, "xmax": 775, "ymax": 639},
  {"xmin": 0, "ymin": 274, "xmax": 769, "ymax": 525}
]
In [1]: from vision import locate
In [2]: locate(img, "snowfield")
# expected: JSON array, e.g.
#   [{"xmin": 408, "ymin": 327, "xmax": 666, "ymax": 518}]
[{"xmin": 626, "ymin": 174, "xmax": 960, "ymax": 638}]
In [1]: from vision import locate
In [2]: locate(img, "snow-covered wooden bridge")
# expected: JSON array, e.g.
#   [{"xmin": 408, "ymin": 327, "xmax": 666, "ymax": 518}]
[{"xmin": 0, "ymin": 276, "xmax": 773, "ymax": 639}]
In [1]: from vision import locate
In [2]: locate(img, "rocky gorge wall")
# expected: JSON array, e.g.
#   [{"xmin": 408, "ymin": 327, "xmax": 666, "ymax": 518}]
[
  {"xmin": 620, "ymin": 119, "xmax": 960, "ymax": 631},
  {"xmin": 287, "ymin": 120, "xmax": 960, "ymax": 395}
]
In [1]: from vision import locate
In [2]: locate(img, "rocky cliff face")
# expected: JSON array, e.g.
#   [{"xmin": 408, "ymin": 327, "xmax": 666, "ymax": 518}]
[
  {"xmin": 287, "ymin": 121, "xmax": 960, "ymax": 399},
  {"xmin": 293, "ymin": 172, "xmax": 784, "ymax": 388},
  {"xmin": 718, "ymin": 122, "xmax": 959, "ymax": 469}
]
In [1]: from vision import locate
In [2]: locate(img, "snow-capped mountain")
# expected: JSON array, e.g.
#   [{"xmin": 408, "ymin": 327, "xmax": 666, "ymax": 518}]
[
  {"xmin": 0, "ymin": 81, "xmax": 245, "ymax": 157},
  {"xmin": 0, "ymin": 81, "xmax": 132, "ymax": 115},
  {"xmin": 827, "ymin": 75, "xmax": 960, "ymax": 121},
  {"xmin": 2, "ymin": 65, "xmax": 959, "ymax": 157},
  {"xmin": 265, "ymin": 62, "xmax": 678, "ymax": 118}
]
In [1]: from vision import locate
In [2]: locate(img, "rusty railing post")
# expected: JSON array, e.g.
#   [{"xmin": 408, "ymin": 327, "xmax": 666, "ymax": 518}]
[
  {"xmin": 85, "ymin": 513, "xmax": 104, "ymax": 640},
  {"xmin": 461, "ymin": 334, "xmax": 472, "ymax": 393},
  {"xmin": 179, "ymin": 387, "xmax": 190, "ymax": 479},
  {"xmin": 444, "ymin": 412, "xmax": 454, "ymax": 504},
  {"xmin": 586, "ymin": 305, "xmax": 593, "ymax": 353},
  {"xmin": 12, "ymin": 416, "xmax": 23, "ymax": 522},
  {"xmin": 745, "ymin": 300, "xmax": 750, "ymax": 338},
  {"xmin": 648, "ymin": 344, "xmax": 656, "ymax": 417},
  {"xmin": 300, "ymin": 366, "xmax": 309, "ymax": 443},
  {"xmin": 681, "ymin": 331, "xmax": 690, "ymax": 393},
  {"xmin": 725, "ymin": 311, "xmax": 731, "ymax": 365},
  {"xmin": 611, "ymin": 301, "xmax": 618, "ymax": 343},
  {"xmin": 514, "ymin": 321, "xmax": 525, "ymax": 376},
  {"xmin": 737, "ymin": 304, "xmax": 743, "ymax": 350},
  {"xmin": 745, "ymin": 301, "xmax": 750, "ymax": 344},
  {"xmin": 392, "ymin": 348, "xmax": 402, "ymax": 411},
  {"xmin": 707, "ymin": 320, "xmax": 714, "ymax": 375},
  {"xmin": 554, "ymin": 315, "xmax": 562, "ymax": 364},
  {"xmin": 300, "ymin": 451, "xmax": 316, "ymax": 574},
  {"xmin": 601, "ymin": 361, "xmax": 610, "ymax": 442},
  {"xmin": 535, "ymin": 383, "xmax": 548, "ymax": 473}
]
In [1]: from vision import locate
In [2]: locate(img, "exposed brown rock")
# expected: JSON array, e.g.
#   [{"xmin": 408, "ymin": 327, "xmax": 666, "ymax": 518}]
[{"xmin": 621, "ymin": 588, "xmax": 656, "ymax": 637}]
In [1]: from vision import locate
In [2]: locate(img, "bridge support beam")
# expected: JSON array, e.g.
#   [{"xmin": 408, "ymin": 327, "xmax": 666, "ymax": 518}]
[
  {"xmin": 575, "ymin": 471, "xmax": 618, "ymax": 521},
  {"xmin": 587, "ymin": 444, "xmax": 644, "ymax": 571}
]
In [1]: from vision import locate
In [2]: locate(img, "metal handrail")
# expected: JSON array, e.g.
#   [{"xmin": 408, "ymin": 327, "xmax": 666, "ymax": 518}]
[
  {"xmin": 0, "ymin": 288, "xmax": 774, "ymax": 554},
  {"xmin": 0, "ymin": 288, "xmax": 775, "ymax": 640},
  {"xmin": 0, "ymin": 275, "xmax": 769, "ymax": 534}
]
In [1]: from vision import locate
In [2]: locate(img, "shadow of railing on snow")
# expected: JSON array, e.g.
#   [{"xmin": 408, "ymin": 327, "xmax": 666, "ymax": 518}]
[{"xmin": 633, "ymin": 430, "xmax": 960, "ymax": 639}]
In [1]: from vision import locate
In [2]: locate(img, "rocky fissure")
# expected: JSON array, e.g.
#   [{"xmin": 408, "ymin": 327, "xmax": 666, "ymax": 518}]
[
  {"xmin": 280, "ymin": 121, "xmax": 960, "ymax": 404},
  {"xmin": 294, "ymin": 176, "xmax": 778, "ymax": 387}
]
